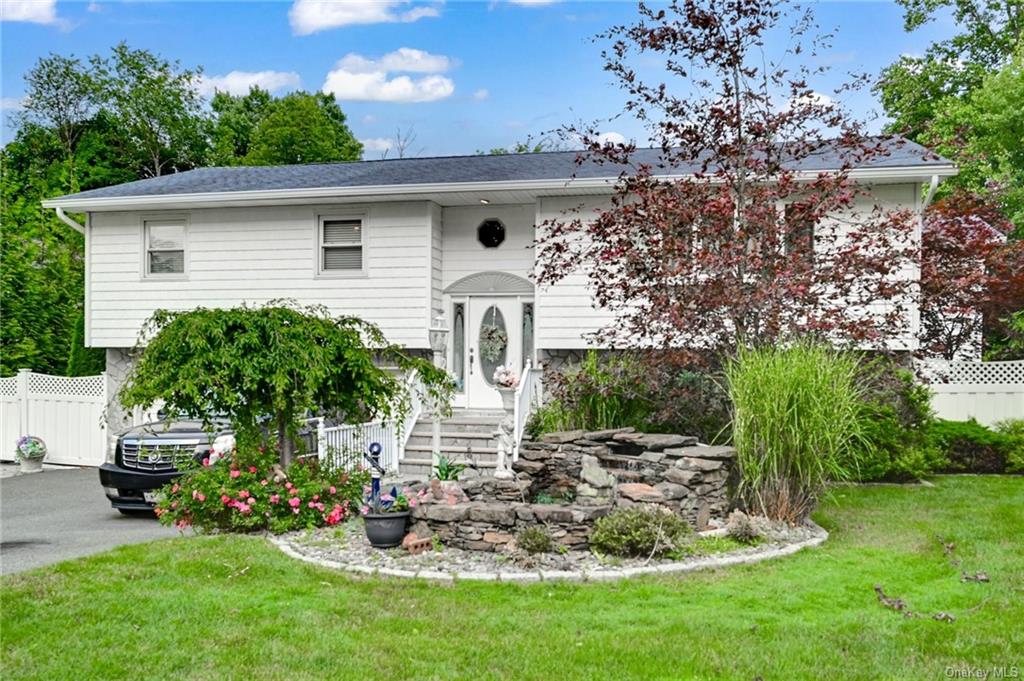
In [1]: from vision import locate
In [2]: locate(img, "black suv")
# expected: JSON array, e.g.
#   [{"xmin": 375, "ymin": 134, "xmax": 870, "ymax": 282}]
[{"xmin": 99, "ymin": 419, "xmax": 229, "ymax": 514}]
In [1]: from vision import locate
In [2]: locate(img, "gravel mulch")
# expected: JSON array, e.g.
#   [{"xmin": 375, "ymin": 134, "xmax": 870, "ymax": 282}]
[{"xmin": 272, "ymin": 518, "xmax": 828, "ymax": 583}]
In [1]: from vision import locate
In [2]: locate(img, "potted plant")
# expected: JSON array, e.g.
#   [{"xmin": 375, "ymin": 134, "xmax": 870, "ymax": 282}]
[
  {"xmin": 15, "ymin": 435, "xmax": 46, "ymax": 474},
  {"xmin": 493, "ymin": 365, "xmax": 519, "ymax": 410},
  {"xmin": 361, "ymin": 485, "xmax": 417, "ymax": 548}
]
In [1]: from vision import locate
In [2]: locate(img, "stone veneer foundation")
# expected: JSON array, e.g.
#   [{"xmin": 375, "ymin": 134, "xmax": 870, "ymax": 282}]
[{"xmin": 409, "ymin": 428, "xmax": 737, "ymax": 552}]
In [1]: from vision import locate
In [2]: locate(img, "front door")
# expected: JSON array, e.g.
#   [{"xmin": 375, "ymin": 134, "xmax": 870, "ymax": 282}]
[{"xmin": 466, "ymin": 297, "xmax": 523, "ymax": 410}]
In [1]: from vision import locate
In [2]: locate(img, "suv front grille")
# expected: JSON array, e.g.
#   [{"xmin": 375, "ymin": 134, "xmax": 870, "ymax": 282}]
[{"xmin": 121, "ymin": 442, "xmax": 199, "ymax": 472}]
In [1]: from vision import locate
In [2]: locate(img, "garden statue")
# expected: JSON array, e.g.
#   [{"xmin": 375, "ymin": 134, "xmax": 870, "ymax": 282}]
[{"xmin": 492, "ymin": 366, "xmax": 519, "ymax": 479}]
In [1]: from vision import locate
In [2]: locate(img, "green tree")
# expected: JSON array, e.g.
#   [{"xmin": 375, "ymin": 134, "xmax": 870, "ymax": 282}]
[
  {"xmin": 119, "ymin": 303, "xmax": 452, "ymax": 466},
  {"xmin": 21, "ymin": 53, "xmax": 98, "ymax": 190},
  {"xmin": 877, "ymin": 0, "xmax": 1022, "ymax": 139},
  {"xmin": 0, "ymin": 124, "xmax": 87, "ymax": 375},
  {"xmin": 925, "ymin": 50, "xmax": 1024, "ymax": 229},
  {"xmin": 210, "ymin": 86, "xmax": 273, "ymax": 165},
  {"xmin": 244, "ymin": 92, "xmax": 362, "ymax": 165},
  {"xmin": 90, "ymin": 42, "xmax": 210, "ymax": 177}
]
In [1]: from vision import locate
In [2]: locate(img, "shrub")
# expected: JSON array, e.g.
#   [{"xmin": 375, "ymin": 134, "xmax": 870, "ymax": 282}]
[
  {"xmin": 642, "ymin": 360, "xmax": 732, "ymax": 444},
  {"xmin": 590, "ymin": 507, "xmax": 692, "ymax": 558},
  {"xmin": 527, "ymin": 350, "xmax": 731, "ymax": 443},
  {"xmin": 516, "ymin": 526, "xmax": 554, "ymax": 554},
  {"xmin": 529, "ymin": 351, "xmax": 655, "ymax": 435},
  {"xmin": 994, "ymin": 419, "xmax": 1024, "ymax": 473},
  {"xmin": 927, "ymin": 419, "xmax": 1011, "ymax": 474},
  {"xmin": 852, "ymin": 359, "xmax": 942, "ymax": 481},
  {"xmin": 726, "ymin": 342, "xmax": 865, "ymax": 522},
  {"xmin": 154, "ymin": 446, "xmax": 369, "ymax": 533}
]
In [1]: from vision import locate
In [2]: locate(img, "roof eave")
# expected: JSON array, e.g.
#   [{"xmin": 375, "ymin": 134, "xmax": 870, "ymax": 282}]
[{"xmin": 41, "ymin": 164, "xmax": 958, "ymax": 212}]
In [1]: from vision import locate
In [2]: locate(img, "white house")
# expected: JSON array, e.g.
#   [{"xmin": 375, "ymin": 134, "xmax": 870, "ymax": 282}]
[{"xmin": 43, "ymin": 140, "xmax": 955, "ymax": 465}]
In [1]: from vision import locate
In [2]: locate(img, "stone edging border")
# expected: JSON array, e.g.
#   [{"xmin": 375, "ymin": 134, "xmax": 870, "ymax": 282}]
[{"xmin": 269, "ymin": 522, "xmax": 829, "ymax": 584}]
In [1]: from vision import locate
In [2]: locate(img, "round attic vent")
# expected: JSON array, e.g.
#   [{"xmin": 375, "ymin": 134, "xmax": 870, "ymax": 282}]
[{"xmin": 477, "ymin": 218, "xmax": 506, "ymax": 248}]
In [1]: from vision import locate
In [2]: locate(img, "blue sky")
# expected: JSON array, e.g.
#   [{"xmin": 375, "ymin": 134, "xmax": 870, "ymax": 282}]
[{"xmin": 0, "ymin": 0, "xmax": 955, "ymax": 155}]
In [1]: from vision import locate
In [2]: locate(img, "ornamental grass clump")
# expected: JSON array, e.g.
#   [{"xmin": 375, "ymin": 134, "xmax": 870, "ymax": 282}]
[{"xmin": 726, "ymin": 342, "xmax": 865, "ymax": 523}]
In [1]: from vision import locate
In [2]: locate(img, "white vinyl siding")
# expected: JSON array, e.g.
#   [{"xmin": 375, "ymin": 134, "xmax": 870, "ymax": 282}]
[
  {"xmin": 441, "ymin": 204, "xmax": 535, "ymax": 289},
  {"xmin": 144, "ymin": 219, "xmax": 186, "ymax": 276},
  {"xmin": 88, "ymin": 203, "xmax": 432, "ymax": 348},
  {"xmin": 320, "ymin": 216, "xmax": 363, "ymax": 272},
  {"xmin": 534, "ymin": 196, "xmax": 616, "ymax": 350}
]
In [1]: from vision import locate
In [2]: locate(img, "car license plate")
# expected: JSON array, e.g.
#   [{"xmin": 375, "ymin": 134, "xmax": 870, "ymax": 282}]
[{"xmin": 143, "ymin": 491, "xmax": 159, "ymax": 503}]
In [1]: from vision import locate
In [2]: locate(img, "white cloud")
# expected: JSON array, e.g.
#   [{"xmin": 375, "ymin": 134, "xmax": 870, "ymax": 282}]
[
  {"xmin": 1, "ymin": 96, "xmax": 26, "ymax": 110},
  {"xmin": 324, "ymin": 71, "xmax": 454, "ymax": 103},
  {"xmin": 87, "ymin": 1, "xmax": 102, "ymax": 12},
  {"xmin": 472, "ymin": 88, "xmax": 489, "ymax": 101},
  {"xmin": 336, "ymin": 48, "xmax": 454, "ymax": 75},
  {"xmin": 197, "ymin": 70, "xmax": 302, "ymax": 97},
  {"xmin": 322, "ymin": 48, "xmax": 456, "ymax": 103},
  {"xmin": 507, "ymin": 0, "xmax": 559, "ymax": 5},
  {"xmin": 596, "ymin": 131, "xmax": 627, "ymax": 145},
  {"xmin": 1, "ymin": 0, "xmax": 63, "ymax": 25},
  {"xmin": 785, "ymin": 91, "xmax": 835, "ymax": 111},
  {"xmin": 289, "ymin": 0, "xmax": 440, "ymax": 35},
  {"xmin": 360, "ymin": 137, "xmax": 394, "ymax": 152}
]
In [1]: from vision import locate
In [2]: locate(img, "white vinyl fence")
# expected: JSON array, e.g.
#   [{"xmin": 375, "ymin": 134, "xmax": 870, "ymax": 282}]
[
  {"xmin": 918, "ymin": 360, "xmax": 1024, "ymax": 426},
  {"xmin": 0, "ymin": 369, "xmax": 108, "ymax": 466}
]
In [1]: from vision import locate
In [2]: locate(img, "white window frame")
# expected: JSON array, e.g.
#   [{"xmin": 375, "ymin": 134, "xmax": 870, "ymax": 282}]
[
  {"xmin": 316, "ymin": 213, "xmax": 367, "ymax": 277},
  {"xmin": 141, "ymin": 214, "xmax": 189, "ymax": 280}
]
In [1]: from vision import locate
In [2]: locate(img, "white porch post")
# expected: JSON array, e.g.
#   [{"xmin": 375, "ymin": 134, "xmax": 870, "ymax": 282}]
[{"xmin": 428, "ymin": 314, "xmax": 450, "ymax": 474}]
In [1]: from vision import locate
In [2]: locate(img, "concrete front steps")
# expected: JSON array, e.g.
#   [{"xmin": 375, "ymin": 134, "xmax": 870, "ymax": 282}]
[{"xmin": 398, "ymin": 410, "xmax": 503, "ymax": 477}]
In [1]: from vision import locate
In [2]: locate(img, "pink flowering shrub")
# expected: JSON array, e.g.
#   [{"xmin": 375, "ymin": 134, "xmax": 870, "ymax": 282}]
[{"xmin": 154, "ymin": 446, "xmax": 369, "ymax": 534}]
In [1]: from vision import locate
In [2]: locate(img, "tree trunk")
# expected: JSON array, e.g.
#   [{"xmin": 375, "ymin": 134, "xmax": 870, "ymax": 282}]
[{"xmin": 277, "ymin": 413, "xmax": 294, "ymax": 468}]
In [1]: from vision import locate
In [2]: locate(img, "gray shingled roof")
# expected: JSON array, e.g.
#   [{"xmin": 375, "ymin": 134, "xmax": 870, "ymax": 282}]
[{"xmin": 50, "ymin": 137, "xmax": 950, "ymax": 202}]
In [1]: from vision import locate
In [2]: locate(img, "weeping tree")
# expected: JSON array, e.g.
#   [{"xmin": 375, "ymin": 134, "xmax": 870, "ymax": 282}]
[{"xmin": 119, "ymin": 302, "xmax": 453, "ymax": 466}]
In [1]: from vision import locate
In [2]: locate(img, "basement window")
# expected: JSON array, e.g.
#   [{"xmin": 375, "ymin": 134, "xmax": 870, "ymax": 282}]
[
  {"xmin": 144, "ymin": 219, "xmax": 187, "ymax": 276},
  {"xmin": 320, "ymin": 217, "xmax": 364, "ymax": 272}
]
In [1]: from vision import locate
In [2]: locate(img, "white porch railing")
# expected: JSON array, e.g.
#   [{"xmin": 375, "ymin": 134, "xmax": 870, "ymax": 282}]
[
  {"xmin": 398, "ymin": 369, "xmax": 425, "ymax": 460},
  {"xmin": 314, "ymin": 369, "xmax": 425, "ymax": 473},
  {"xmin": 317, "ymin": 419, "xmax": 400, "ymax": 472},
  {"xmin": 513, "ymin": 360, "xmax": 543, "ymax": 460}
]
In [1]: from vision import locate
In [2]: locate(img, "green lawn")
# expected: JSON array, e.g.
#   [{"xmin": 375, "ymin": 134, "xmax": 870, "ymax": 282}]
[{"xmin": 2, "ymin": 476, "xmax": 1022, "ymax": 680}]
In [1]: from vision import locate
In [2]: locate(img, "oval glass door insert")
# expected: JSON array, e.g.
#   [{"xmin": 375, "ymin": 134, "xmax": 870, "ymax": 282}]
[{"xmin": 478, "ymin": 305, "xmax": 507, "ymax": 386}]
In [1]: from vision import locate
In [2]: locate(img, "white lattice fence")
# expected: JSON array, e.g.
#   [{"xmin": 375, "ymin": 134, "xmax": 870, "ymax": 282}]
[
  {"xmin": 1, "ymin": 370, "xmax": 108, "ymax": 466},
  {"xmin": 917, "ymin": 360, "xmax": 1024, "ymax": 426}
]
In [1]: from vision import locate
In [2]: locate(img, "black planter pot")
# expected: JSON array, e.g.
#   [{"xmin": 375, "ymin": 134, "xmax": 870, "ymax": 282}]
[{"xmin": 363, "ymin": 511, "xmax": 411, "ymax": 548}]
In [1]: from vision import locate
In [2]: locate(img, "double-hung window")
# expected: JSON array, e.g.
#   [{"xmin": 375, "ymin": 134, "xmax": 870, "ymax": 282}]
[
  {"xmin": 319, "ymin": 216, "xmax": 363, "ymax": 273},
  {"xmin": 144, "ymin": 219, "xmax": 187, "ymax": 277}
]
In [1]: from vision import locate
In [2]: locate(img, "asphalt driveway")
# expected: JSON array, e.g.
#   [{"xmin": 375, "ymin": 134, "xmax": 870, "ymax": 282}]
[{"xmin": 1, "ymin": 467, "xmax": 177, "ymax": 575}]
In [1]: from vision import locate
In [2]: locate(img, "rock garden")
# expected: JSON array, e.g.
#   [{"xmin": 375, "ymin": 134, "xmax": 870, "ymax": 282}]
[{"xmin": 275, "ymin": 427, "xmax": 828, "ymax": 581}]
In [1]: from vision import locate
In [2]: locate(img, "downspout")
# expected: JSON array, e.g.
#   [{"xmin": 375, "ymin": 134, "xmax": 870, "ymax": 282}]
[
  {"xmin": 54, "ymin": 207, "xmax": 86, "ymax": 235},
  {"xmin": 921, "ymin": 174, "xmax": 940, "ymax": 211},
  {"xmin": 913, "ymin": 174, "xmax": 941, "ymax": 355}
]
